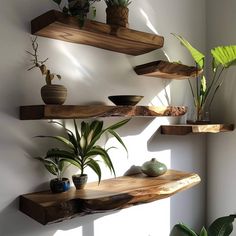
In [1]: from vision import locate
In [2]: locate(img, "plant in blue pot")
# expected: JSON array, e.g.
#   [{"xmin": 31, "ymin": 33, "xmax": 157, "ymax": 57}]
[{"xmin": 35, "ymin": 148, "xmax": 71, "ymax": 193}]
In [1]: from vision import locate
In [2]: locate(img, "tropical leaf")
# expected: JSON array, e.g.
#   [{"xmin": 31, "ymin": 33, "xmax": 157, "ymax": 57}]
[
  {"xmin": 172, "ymin": 33, "xmax": 205, "ymax": 69},
  {"xmin": 108, "ymin": 129, "xmax": 128, "ymax": 153},
  {"xmin": 86, "ymin": 158, "xmax": 102, "ymax": 183},
  {"xmin": 105, "ymin": 119, "xmax": 130, "ymax": 131},
  {"xmin": 200, "ymin": 227, "xmax": 208, "ymax": 236},
  {"xmin": 46, "ymin": 148, "xmax": 75, "ymax": 160},
  {"xmin": 36, "ymin": 135, "xmax": 74, "ymax": 150},
  {"xmin": 208, "ymin": 215, "xmax": 236, "ymax": 236},
  {"xmin": 211, "ymin": 45, "xmax": 236, "ymax": 69},
  {"xmin": 170, "ymin": 224, "xmax": 198, "ymax": 236}
]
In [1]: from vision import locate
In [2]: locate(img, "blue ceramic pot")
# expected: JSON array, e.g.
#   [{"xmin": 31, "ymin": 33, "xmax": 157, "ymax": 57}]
[{"xmin": 50, "ymin": 178, "xmax": 70, "ymax": 193}]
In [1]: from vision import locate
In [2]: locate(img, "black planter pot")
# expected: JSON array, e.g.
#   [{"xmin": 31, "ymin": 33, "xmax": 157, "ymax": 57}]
[{"xmin": 50, "ymin": 178, "xmax": 70, "ymax": 193}]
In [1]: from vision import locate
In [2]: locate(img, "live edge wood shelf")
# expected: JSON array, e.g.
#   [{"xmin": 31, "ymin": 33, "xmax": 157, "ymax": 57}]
[
  {"xmin": 31, "ymin": 10, "xmax": 164, "ymax": 56},
  {"xmin": 19, "ymin": 170, "xmax": 200, "ymax": 225},
  {"xmin": 19, "ymin": 105, "xmax": 187, "ymax": 120},
  {"xmin": 161, "ymin": 124, "xmax": 235, "ymax": 135},
  {"xmin": 134, "ymin": 60, "xmax": 202, "ymax": 80}
]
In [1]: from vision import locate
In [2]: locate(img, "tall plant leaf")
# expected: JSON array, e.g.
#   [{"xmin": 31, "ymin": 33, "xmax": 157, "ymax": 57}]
[
  {"xmin": 170, "ymin": 224, "xmax": 198, "ymax": 236},
  {"xmin": 108, "ymin": 129, "xmax": 128, "ymax": 153},
  {"xmin": 211, "ymin": 45, "xmax": 236, "ymax": 70},
  {"xmin": 86, "ymin": 158, "xmax": 102, "ymax": 183},
  {"xmin": 105, "ymin": 119, "xmax": 130, "ymax": 131},
  {"xmin": 200, "ymin": 227, "xmax": 208, "ymax": 236},
  {"xmin": 208, "ymin": 215, "xmax": 236, "ymax": 236},
  {"xmin": 172, "ymin": 33, "xmax": 205, "ymax": 69}
]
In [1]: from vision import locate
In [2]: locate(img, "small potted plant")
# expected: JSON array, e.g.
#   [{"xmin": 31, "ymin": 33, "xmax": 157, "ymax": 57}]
[
  {"xmin": 172, "ymin": 33, "xmax": 236, "ymax": 123},
  {"xmin": 37, "ymin": 119, "xmax": 130, "ymax": 189},
  {"xmin": 104, "ymin": 0, "xmax": 131, "ymax": 27},
  {"xmin": 170, "ymin": 214, "xmax": 236, "ymax": 236},
  {"xmin": 35, "ymin": 148, "xmax": 71, "ymax": 193},
  {"xmin": 27, "ymin": 37, "xmax": 67, "ymax": 105},
  {"xmin": 52, "ymin": 0, "xmax": 101, "ymax": 27}
]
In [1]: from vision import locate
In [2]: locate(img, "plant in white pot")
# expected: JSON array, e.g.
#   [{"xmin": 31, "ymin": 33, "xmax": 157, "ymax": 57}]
[
  {"xmin": 37, "ymin": 119, "xmax": 130, "ymax": 189},
  {"xmin": 104, "ymin": 0, "xmax": 131, "ymax": 27},
  {"xmin": 35, "ymin": 148, "xmax": 71, "ymax": 193},
  {"xmin": 173, "ymin": 33, "xmax": 236, "ymax": 123},
  {"xmin": 26, "ymin": 37, "xmax": 67, "ymax": 105}
]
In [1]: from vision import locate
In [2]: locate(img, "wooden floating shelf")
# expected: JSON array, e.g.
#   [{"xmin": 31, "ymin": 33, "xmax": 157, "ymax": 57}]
[
  {"xmin": 161, "ymin": 124, "xmax": 235, "ymax": 135},
  {"xmin": 31, "ymin": 10, "xmax": 164, "ymax": 56},
  {"xmin": 19, "ymin": 170, "xmax": 200, "ymax": 225},
  {"xmin": 19, "ymin": 105, "xmax": 187, "ymax": 120},
  {"xmin": 134, "ymin": 60, "xmax": 202, "ymax": 79}
]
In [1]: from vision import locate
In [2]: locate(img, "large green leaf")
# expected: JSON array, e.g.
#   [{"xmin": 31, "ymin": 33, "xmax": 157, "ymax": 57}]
[
  {"xmin": 108, "ymin": 129, "xmax": 128, "ymax": 153},
  {"xmin": 105, "ymin": 119, "xmax": 130, "ymax": 131},
  {"xmin": 208, "ymin": 215, "xmax": 236, "ymax": 236},
  {"xmin": 86, "ymin": 158, "xmax": 102, "ymax": 183},
  {"xmin": 211, "ymin": 45, "xmax": 236, "ymax": 69},
  {"xmin": 172, "ymin": 33, "xmax": 205, "ymax": 69},
  {"xmin": 170, "ymin": 224, "xmax": 198, "ymax": 236}
]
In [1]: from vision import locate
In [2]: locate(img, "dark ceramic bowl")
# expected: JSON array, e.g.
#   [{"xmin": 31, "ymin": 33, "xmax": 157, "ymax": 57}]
[{"xmin": 108, "ymin": 95, "xmax": 144, "ymax": 106}]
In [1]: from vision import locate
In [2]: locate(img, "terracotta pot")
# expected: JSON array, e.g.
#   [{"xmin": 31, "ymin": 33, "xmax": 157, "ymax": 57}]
[
  {"xmin": 50, "ymin": 178, "xmax": 70, "ymax": 193},
  {"xmin": 72, "ymin": 174, "xmax": 88, "ymax": 189},
  {"xmin": 41, "ymin": 84, "xmax": 67, "ymax": 105},
  {"xmin": 106, "ymin": 6, "xmax": 129, "ymax": 28}
]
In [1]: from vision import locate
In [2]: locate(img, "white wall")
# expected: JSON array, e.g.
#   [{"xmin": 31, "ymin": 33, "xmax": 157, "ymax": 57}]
[
  {"xmin": 206, "ymin": 0, "xmax": 236, "ymax": 232},
  {"xmin": 0, "ymin": 1, "xmax": 206, "ymax": 235}
]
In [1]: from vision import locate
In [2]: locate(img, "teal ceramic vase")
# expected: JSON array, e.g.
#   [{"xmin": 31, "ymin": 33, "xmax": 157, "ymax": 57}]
[{"xmin": 141, "ymin": 158, "xmax": 167, "ymax": 177}]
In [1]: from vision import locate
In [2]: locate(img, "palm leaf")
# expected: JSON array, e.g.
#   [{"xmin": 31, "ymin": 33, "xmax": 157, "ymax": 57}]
[
  {"xmin": 211, "ymin": 45, "xmax": 236, "ymax": 70},
  {"xmin": 172, "ymin": 33, "xmax": 205, "ymax": 69},
  {"xmin": 108, "ymin": 129, "xmax": 128, "ymax": 153},
  {"xmin": 208, "ymin": 215, "xmax": 236, "ymax": 236},
  {"xmin": 36, "ymin": 135, "xmax": 74, "ymax": 150},
  {"xmin": 86, "ymin": 158, "xmax": 102, "ymax": 183}
]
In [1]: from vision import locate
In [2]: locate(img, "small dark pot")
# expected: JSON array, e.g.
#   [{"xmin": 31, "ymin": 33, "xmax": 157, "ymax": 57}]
[
  {"xmin": 72, "ymin": 174, "xmax": 88, "ymax": 189},
  {"xmin": 50, "ymin": 178, "xmax": 70, "ymax": 193},
  {"xmin": 106, "ymin": 6, "xmax": 129, "ymax": 28},
  {"xmin": 41, "ymin": 84, "xmax": 67, "ymax": 105}
]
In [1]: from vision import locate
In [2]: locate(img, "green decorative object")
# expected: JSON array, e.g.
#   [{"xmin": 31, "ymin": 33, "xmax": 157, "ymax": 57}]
[{"xmin": 141, "ymin": 158, "xmax": 167, "ymax": 177}]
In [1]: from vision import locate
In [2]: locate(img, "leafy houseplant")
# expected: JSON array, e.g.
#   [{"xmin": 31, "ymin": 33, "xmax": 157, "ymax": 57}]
[
  {"xmin": 36, "ymin": 148, "xmax": 71, "ymax": 193},
  {"xmin": 104, "ymin": 0, "xmax": 131, "ymax": 27},
  {"xmin": 37, "ymin": 119, "xmax": 130, "ymax": 189},
  {"xmin": 173, "ymin": 33, "xmax": 236, "ymax": 123},
  {"xmin": 52, "ymin": 0, "xmax": 101, "ymax": 27},
  {"xmin": 170, "ymin": 214, "xmax": 236, "ymax": 236},
  {"xmin": 27, "ymin": 37, "xmax": 67, "ymax": 105}
]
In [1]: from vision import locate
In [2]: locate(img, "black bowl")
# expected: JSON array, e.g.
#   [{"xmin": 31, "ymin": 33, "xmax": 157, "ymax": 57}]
[{"xmin": 108, "ymin": 95, "xmax": 144, "ymax": 106}]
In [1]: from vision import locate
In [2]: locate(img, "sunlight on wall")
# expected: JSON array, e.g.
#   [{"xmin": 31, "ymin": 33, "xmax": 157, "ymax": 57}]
[
  {"xmin": 54, "ymin": 41, "xmax": 92, "ymax": 82},
  {"xmin": 54, "ymin": 228, "xmax": 82, "ymax": 236},
  {"xmin": 148, "ymin": 84, "xmax": 171, "ymax": 106}
]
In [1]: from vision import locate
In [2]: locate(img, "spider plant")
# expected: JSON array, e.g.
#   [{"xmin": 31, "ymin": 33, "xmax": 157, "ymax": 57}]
[
  {"xmin": 172, "ymin": 33, "xmax": 236, "ymax": 122},
  {"xmin": 37, "ymin": 119, "xmax": 130, "ymax": 184}
]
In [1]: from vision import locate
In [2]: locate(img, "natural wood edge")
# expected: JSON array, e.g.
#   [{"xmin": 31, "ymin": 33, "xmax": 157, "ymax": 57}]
[
  {"xmin": 134, "ymin": 60, "xmax": 203, "ymax": 79},
  {"xmin": 19, "ymin": 170, "xmax": 201, "ymax": 225},
  {"xmin": 19, "ymin": 105, "xmax": 187, "ymax": 120},
  {"xmin": 31, "ymin": 10, "xmax": 164, "ymax": 56},
  {"xmin": 161, "ymin": 124, "xmax": 235, "ymax": 135}
]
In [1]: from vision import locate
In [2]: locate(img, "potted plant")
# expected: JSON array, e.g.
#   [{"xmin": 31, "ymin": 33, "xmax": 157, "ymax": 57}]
[
  {"xmin": 104, "ymin": 0, "xmax": 131, "ymax": 27},
  {"xmin": 170, "ymin": 214, "xmax": 236, "ymax": 236},
  {"xmin": 27, "ymin": 37, "xmax": 67, "ymax": 105},
  {"xmin": 35, "ymin": 148, "xmax": 71, "ymax": 193},
  {"xmin": 37, "ymin": 118, "xmax": 130, "ymax": 189},
  {"xmin": 172, "ymin": 33, "xmax": 236, "ymax": 123},
  {"xmin": 52, "ymin": 0, "xmax": 101, "ymax": 27}
]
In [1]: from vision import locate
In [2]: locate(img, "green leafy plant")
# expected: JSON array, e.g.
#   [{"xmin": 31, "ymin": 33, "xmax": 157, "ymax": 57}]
[
  {"xmin": 26, "ymin": 37, "xmax": 62, "ymax": 85},
  {"xmin": 52, "ymin": 0, "xmax": 100, "ymax": 27},
  {"xmin": 172, "ymin": 33, "xmax": 236, "ymax": 121},
  {"xmin": 104, "ymin": 0, "xmax": 131, "ymax": 7},
  {"xmin": 36, "ymin": 148, "xmax": 70, "ymax": 180},
  {"xmin": 170, "ymin": 214, "xmax": 236, "ymax": 236},
  {"xmin": 37, "ymin": 119, "xmax": 130, "ymax": 183}
]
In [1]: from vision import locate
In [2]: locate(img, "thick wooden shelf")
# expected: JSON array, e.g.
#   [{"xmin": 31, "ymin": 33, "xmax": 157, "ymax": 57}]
[
  {"xmin": 19, "ymin": 170, "xmax": 200, "ymax": 225},
  {"xmin": 31, "ymin": 10, "xmax": 164, "ymax": 56},
  {"xmin": 19, "ymin": 105, "xmax": 187, "ymax": 120},
  {"xmin": 134, "ymin": 60, "xmax": 202, "ymax": 79},
  {"xmin": 161, "ymin": 124, "xmax": 234, "ymax": 135}
]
